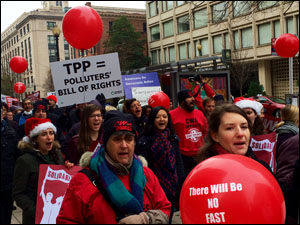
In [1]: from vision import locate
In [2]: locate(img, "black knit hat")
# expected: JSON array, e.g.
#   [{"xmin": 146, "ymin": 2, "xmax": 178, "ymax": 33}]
[
  {"xmin": 103, "ymin": 110, "xmax": 137, "ymax": 147},
  {"xmin": 33, "ymin": 100, "xmax": 48, "ymax": 115},
  {"xmin": 177, "ymin": 89, "xmax": 193, "ymax": 104}
]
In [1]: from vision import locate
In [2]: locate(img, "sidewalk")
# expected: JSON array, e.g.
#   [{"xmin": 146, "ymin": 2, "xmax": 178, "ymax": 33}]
[{"xmin": 11, "ymin": 203, "xmax": 182, "ymax": 224}]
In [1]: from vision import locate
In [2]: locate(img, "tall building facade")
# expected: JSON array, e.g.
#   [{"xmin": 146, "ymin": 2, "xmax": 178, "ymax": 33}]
[
  {"xmin": 1, "ymin": 1, "xmax": 146, "ymax": 98},
  {"xmin": 146, "ymin": 1, "xmax": 299, "ymax": 98}
]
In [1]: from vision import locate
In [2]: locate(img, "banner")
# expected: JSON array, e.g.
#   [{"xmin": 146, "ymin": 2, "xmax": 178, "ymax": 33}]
[
  {"xmin": 262, "ymin": 114, "xmax": 281, "ymax": 133},
  {"xmin": 26, "ymin": 91, "xmax": 40, "ymax": 102},
  {"xmin": 50, "ymin": 53, "xmax": 124, "ymax": 107},
  {"xmin": 122, "ymin": 72, "xmax": 160, "ymax": 99},
  {"xmin": 35, "ymin": 165, "xmax": 82, "ymax": 224},
  {"xmin": 131, "ymin": 86, "xmax": 161, "ymax": 106},
  {"xmin": 250, "ymin": 132, "xmax": 277, "ymax": 173}
]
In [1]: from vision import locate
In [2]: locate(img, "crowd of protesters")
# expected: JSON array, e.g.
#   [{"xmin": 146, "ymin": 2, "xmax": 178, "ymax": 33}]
[{"xmin": 1, "ymin": 77, "xmax": 299, "ymax": 224}]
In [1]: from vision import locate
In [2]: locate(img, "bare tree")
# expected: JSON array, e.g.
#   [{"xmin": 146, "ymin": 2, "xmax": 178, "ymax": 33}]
[{"xmin": 43, "ymin": 69, "xmax": 55, "ymax": 93}]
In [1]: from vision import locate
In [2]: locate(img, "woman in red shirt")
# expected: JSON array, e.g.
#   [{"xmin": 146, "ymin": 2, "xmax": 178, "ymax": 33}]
[{"xmin": 57, "ymin": 110, "xmax": 171, "ymax": 224}]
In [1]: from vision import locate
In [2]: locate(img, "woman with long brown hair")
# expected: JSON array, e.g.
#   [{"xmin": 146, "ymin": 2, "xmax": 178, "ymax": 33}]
[{"xmin": 66, "ymin": 104, "xmax": 103, "ymax": 165}]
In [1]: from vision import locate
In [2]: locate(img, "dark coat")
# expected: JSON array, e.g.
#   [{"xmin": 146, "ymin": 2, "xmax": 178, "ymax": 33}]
[
  {"xmin": 12, "ymin": 147, "xmax": 64, "ymax": 224},
  {"xmin": 136, "ymin": 133, "xmax": 185, "ymax": 210},
  {"xmin": 276, "ymin": 135, "xmax": 299, "ymax": 223},
  {"xmin": 1, "ymin": 121, "xmax": 21, "ymax": 191}
]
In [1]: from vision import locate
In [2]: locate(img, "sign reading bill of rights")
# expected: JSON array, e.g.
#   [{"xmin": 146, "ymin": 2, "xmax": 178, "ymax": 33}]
[
  {"xmin": 122, "ymin": 72, "xmax": 161, "ymax": 106},
  {"xmin": 50, "ymin": 53, "xmax": 124, "ymax": 107}
]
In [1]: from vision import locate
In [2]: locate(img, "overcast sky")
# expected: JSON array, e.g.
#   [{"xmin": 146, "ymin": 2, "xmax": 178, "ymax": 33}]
[{"xmin": 1, "ymin": 1, "xmax": 146, "ymax": 33}]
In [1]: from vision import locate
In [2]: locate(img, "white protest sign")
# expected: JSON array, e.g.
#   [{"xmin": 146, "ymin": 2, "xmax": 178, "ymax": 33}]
[
  {"xmin": 50, "ymin": 53, "xmax": 124, "ymax": 107},
  {"xmin": 131, "ymin": 86, "xmax": 161, "ymax": 106}
]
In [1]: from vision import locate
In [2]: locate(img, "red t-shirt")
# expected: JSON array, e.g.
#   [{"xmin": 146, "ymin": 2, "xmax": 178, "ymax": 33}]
[{"xmin": 170, "ymin": 106, "xmax": 208, "ymax": 156}]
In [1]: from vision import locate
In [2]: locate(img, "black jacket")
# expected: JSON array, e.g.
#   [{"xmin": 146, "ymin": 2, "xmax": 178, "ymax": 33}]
[{"xmin": 1, "ymin": 120, "xmax": 21, "ymax": 191}]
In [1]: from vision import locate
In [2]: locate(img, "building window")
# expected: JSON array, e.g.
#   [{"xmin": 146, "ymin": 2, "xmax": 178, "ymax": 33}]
[
  {"xmin": 233, "ymin": 1, "xmax": 251, "ymax": 17},
  {"xmin": 286, "ymin": 17, "xmax": 294, "ymax": 34},
  {"xmin": 258, "ymin": 23, "xmax": 271, "ymax": 45},
  {"xmin": 23, "ymin": 27, "xmax": 26, "ymax": 35},
  {"xmin": 150, "ymin": 25, "xmax": 160, "ymax": 41},
  {"xmin": 195, "ymin": 38, "xmax": 209, "ymax": 56},
  {"xmin": 274, "ymin": 20, "xmax": 280, "ymax": 38},
  {"xmin": 213, "ymin": 35, "xmax": 222, "ymax": 54},
  {"xmin": 47, "ymin": 22, "xmax": 56, "ymax": 30},
  {"xmin": 143, "ymin": 23, "xmax": 147, "ymax": 33},
  {"xmin": 212, "ymin": 2, "xmax": 228, "ymax": 23},
  {"xmin": 296, "ymin": 15, "xmax": 299, "ymax": 36},
  {"xmin": 151, "ymin": 49, "xmax": 161, "ymax": 65},
  {"xmin": 234, "ymin": 30, "xmax": 239, "ymax": 49},
  {"xmin": 27, "ymin": 24, "xmax": 30, "ymax": 32},
  {"xmin": 258, "ymin": 1, "xmax": 277, "ymax": 10},
  {"xmin": 56, "ymin": 1, "xmax": 62, "ymax": 6},
  {"xmin": 109, "ymin": 21, "xmax": 114, "ymax": 31},
  {"xmin": 177, "ymin": 15, "xmax": 190, "ymax": 34},
  {"xmin": 149, "ymin": 1, "xmax": 158, "ymax": 17},
  {"xmin": 20, "ymin": 29, "xmax": 22, "ymax": 37},
  {"xmin": 65, "ymin": 49, "xmax": 70, "ymax": 60},
  {"xmin": 162, "ymin": 1, "xmax": 173, "ymax": 12},
  {"xmin": 178, "ymin": 43, "xmax": 186, "ymax": 60},
  {"xmin": 48, "ymin": 35, "xmax": 56, "ymax": 45},
  {"xmin": 163, "ymin": 20, "xmax": 174, "ymax": 38},
  {"xmin": 241, "ymin": 27, "xmax": 252, "ymax": 48},
  {"xmin": 176, "ymin": 1, "xmax": 186, "ymax": 7},
  {"xmin": 169, "ymin": 46, "xmax": 175, "ymax": 62},
  {"xmin": 194, "ymin": 8, "xmax": 207, "ymax": 29}
]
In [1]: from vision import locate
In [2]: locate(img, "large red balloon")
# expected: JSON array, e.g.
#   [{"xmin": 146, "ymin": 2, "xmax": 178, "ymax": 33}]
[
  {"xmin": 180, "ymin": 154, "xmax": 285, "ymax": 224},
  {"xmin": 148, "ymin": 92, "xmax": 170, "ymax": 110},
  {"xmin": 62, "ymin": 6, "xmax": 103, "ymax": 50},
  {"xmin": 9, "ymin": 56, "xmax": 28, "ymax": 73},
  {"xmin": 14, "ymin": 82, "xmax": 26, "ymax": 94},
  {"xmin": 275, "ymin": 33, "xmax": 299, "ymax": 58}
]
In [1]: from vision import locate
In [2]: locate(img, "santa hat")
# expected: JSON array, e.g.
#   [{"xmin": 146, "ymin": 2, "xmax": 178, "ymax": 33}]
[
  {"xmin": 23, "ymin": 117, "xmax": 57, "ymax": 143},
  {"xmin": 47, "ymin": 95, "xmax": 57, "ymax": 103},
  {"xmin": 234, "ymin": 97, "xmax": 263, "ymax": 115}
]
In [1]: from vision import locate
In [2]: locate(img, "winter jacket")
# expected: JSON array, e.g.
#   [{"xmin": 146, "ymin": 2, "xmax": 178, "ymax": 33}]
[
  {"xmin": 12, "ymin": 147, "xmax": 64, "ymax": 224},
  {"xmin": 57, "ymin": 153, "xmax": 171, "ymax": 224},
  {"xmin": 1, "ymin": 120, "xmax": 21, "ymax": 191},
  {"xmin": 170, "ymin": 106, "xmax": 208, "ymax": 156},
  {"xmin": 136, "ymin": 133, "xmax": 185, "ymax": 211}
]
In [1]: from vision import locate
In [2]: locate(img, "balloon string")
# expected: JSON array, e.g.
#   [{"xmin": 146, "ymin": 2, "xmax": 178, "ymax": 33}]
[{"xmin": 81, "ymin": 49, "xmax": 86, "ymax": 104}]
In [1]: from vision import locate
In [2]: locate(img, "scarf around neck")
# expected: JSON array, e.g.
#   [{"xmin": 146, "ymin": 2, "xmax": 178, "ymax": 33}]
[
  {"xmin": 151, "ymin": 128, "xmax": 178, "ymax": 198},
  {"xmin": 89, "ymin": 145, "xmax": 146, "ymax": 216}
]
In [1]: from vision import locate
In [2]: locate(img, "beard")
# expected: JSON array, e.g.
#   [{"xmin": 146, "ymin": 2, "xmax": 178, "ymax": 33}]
[{"xmin": 182, "ymin": 100, "xmax": 194, "ymax": 112}]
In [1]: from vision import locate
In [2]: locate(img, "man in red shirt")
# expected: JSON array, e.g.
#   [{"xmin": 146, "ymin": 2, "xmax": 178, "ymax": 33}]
[{"xmin": 170, "ymin": 90, "xmax": 208, "ymax": 175}]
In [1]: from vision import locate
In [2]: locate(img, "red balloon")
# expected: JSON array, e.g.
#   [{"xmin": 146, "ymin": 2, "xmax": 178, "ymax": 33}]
[
  {"xmin": 148, "ymin": 92, "xmax": 170, "ymax": 109},
  {"xmin": 180, "ymin": 154, "xmax": 285, "ymax": 224},
  {"xmin": 14, "ymin": 82, "xmax": 26, "ymax": 94},
  {"xmin": 9, "ymin": 56, "xmax": 28, "ymax": 73},
  {"xmin": 62, "ymin": 6, "xmax": 103, "ymax": 50},
  {"xmin": 275, "ymin": 33, "xmax": 299, "ymax": 58}
]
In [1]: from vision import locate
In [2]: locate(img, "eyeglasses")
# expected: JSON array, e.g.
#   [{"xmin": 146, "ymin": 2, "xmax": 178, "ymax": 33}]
[
  {"xmin": 89, "ymin": 114, "xmax": 102, "ymax": 119},
  {"xmin": 131, "ymin": 104, "xmax": 141, "ymax": 109}
]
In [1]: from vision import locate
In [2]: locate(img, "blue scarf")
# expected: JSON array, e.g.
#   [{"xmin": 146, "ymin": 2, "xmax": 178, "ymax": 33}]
[{"xmin": 89, "ymin": 146, "xmax": 146, "ymax": 215}]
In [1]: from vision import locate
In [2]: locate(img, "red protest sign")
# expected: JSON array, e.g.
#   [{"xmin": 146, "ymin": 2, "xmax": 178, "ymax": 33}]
[
  {"xmin": 250, "ymin": 132, "xmax": 277, "ymax": 173},
  {"xmin": 35, "ymin": 165, "xmax": 82, "ymax": 224}
]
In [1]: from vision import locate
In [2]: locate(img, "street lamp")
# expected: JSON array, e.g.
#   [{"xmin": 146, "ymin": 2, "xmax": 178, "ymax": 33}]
[
  {"xmin": 197, "ymin": 41, "xmax": 202, "ymax": 57},
  {"xmin": 52, "ymin": 25, "xmax": 61, "ymax": 61}
]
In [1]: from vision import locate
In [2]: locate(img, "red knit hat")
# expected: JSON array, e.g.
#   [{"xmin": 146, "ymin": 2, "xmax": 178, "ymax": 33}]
[
  {"xmin": 23, "ymin": 117, "xmax": 57, "ymax": 142},
  {"xmin": 47, "ymin": 95, "xmax": 57, "ymax": 103}
]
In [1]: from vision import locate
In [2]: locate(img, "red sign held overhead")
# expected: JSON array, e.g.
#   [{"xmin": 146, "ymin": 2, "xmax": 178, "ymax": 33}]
[{"xmin": 35, "ymin": 165, "xmax": 82, "ymax": 224}]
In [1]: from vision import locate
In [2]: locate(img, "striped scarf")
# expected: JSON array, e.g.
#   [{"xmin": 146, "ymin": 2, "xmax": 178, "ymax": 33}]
[
  {"xmin": 151, "ymin": 128, "xmax": 178, "ymax": 198},
  {"xmin": 89, "ymin": 146, "xmax": 146, "ymax": 216}
]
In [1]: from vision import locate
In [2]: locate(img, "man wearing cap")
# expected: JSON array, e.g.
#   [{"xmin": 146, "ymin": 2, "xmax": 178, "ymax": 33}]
[
  {"xmin": 57, "ymin": 110, "xmax": 171, "ymax": 224},
  {"xmin": 47, "ymin": 95, "xmax": 64, "ymax": 117},
  {"xmin": 170, "ymin": 90, "xmax": 208, "ymax": 175}
]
